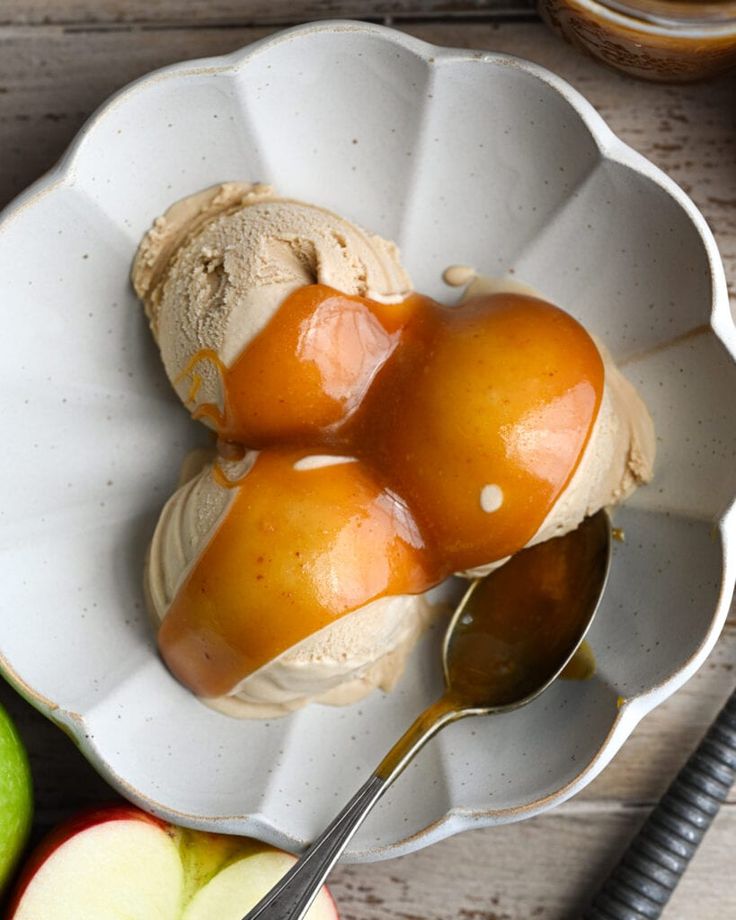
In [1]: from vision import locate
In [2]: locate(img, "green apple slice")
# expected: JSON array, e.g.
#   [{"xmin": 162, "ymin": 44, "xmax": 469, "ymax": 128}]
[{"xmin": 0, "ymin": 702, "xmax": 32, "ymax": 891}]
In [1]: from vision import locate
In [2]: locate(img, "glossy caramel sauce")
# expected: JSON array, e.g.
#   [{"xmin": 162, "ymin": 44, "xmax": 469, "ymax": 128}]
[
  {"xmin": 355, "ymin": 293, "xmax": 603, "ymax": 569},
  {"xmin": 177, "ymin": 285, "xmax": 416, "ymax": 447},
  {"xmin": 159, "ymin": 450, "xmax": 435, "ymax": 697},
  {"xmin": 160, "ymin": 284, "xmax": 604, "ymax": 696},
  {"xmin": 560, "ymin": 639, "xmax": 596, "ymax": 681}
]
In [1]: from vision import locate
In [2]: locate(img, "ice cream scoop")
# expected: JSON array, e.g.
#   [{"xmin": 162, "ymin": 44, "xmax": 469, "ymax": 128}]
[
  {"xmin": 132, "ymin": 191, "xmax": 654, "ymax": 537},
  {"xmin": 443, "ymin": 269, "xmax": 655, "ymax": 576},
  {"xmin": 458, "ymin": 337, "xmax": 654, "ymax": 578},
  {"xmin": 132, "ymin": 183, "xmax": 412, "ymax": 431},
  {"xmin": 147, "ymin": 450, "xmax": 435, "ymax": 718}
]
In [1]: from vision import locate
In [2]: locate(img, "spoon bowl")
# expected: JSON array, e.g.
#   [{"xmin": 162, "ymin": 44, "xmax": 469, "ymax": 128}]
[{"xmin": 445, "ymin": 509, "xmax": 612, "ymax": 713}]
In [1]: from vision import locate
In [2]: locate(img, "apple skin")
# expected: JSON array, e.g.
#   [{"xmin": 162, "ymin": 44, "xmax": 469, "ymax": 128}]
[
  {"xmin": 7, "ymin": 804, "xmax": 338, "ymax": 920},
  {"xmin": 0, "ymin": 702, "xmax": 33, "ymax": 892}
]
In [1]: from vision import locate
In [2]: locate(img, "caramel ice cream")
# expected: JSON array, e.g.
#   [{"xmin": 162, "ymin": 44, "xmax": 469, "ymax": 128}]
[
  {"xmin": 133, "ymin": 185, "xmax": 655, "ymax": 718},
  {"xmin": 132, "ymin": 183, "xmax": 411, "ymax": 424},
  {"xmin": 146, "ymin": 451, "xmax": 433, "ymax": 718},
  {"xmin": 447, "ymin": 272, "xmax": 654, "ymax": 577}
]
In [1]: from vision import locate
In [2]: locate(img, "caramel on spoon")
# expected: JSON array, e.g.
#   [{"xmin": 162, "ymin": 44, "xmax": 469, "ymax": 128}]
[{"xmin": 242, "ymin": 511, "xmax": 612, "ymax": 920}]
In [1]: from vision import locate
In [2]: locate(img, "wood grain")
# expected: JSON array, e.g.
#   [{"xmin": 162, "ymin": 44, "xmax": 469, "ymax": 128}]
[
  {"xmin": 329, "ymin": 807, "xmax": 736, "ymax": 919},
  {"xmin": 1, "ymin": 0, "xmax": 537, "ymax": 28},
  {"xmin": 1, "ymin": 16, "xmax": 735, "ymax": 920}
]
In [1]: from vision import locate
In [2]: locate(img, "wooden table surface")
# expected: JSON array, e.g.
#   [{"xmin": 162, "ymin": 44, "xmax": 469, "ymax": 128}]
[{"xmin": 1, "ymin": 4, "xmax": 735, "ymax": 918}]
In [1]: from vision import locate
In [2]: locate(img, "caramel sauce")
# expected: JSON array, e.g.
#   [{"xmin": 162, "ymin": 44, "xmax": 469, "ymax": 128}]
[
  {"xmin": 175, "ymin": 349, "xmax": 228, "ymax": 431},
  {"xmin": 160, "ymin": 284, "xmax": 604, "ymax": 696},
  {"xmin": 159, "ymin": 450, "xmax": 435, "ymax": 697},
  {"xmin": 560, "ymin": 639, "xmax": 596, "ymax": 681},
  {"xmin": 179, "ymin": 285, "xmax": 415, "ymax": 447},
  {"xmin": 352, "ymin": 293, "xmax": 603, "ymax": 569},
  {"xmin": 539, "ymin": 0, "xmax": 736, "ymax": 82}
]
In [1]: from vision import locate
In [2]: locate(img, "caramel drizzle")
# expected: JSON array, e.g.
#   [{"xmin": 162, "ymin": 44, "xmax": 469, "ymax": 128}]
[{"xmin": 174, "ymin": 348, "xmax": 228, "ymax": 431}]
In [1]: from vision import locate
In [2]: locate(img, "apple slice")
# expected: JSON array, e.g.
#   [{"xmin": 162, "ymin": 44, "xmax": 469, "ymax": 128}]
[
  {"xmin": 7, "ymin": 807, "xmax": 183, "ymax": 920},
  {"xmin": 7, "ymin": 805, "xmax": 339, "ymax": 920},
  {"xmin": 0, "ymin": 702, "xmax": 33, "ymax": 892},
  {"xmin": 183, "ymin": 849, "xmax": 337, "ymax": 920}
]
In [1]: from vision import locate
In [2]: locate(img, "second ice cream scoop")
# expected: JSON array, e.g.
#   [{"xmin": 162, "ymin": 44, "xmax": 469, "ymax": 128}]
[{"xmin": 149, "ymin": 450, "xmax": 436, "ymax": 716}]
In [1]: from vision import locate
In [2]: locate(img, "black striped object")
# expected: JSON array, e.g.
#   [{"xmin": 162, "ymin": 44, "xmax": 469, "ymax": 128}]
[{"xmin": 583, "ymin": 688, "xmax": 736, "ymax": 920}]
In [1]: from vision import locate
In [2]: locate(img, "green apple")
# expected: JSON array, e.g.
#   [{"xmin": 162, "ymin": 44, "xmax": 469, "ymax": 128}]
[
  {"xmin": 0, "ymin": 701, "xmax": 33, "ymax": 890},
  {"xmin": 7, "ymin": 805, "xmax": 339, "ymax": 919}
]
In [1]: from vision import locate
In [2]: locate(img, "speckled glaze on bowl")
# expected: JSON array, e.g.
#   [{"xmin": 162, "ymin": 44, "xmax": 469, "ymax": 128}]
[{"xmin": 0, "ymin": 21, "xmax": 734, "ymax": 862}]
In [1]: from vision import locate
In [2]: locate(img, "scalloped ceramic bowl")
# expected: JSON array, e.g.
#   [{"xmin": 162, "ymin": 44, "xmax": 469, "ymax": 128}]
[{"xmin": 1, "ymin": 21, "xmax": 735, "ymax": 862}]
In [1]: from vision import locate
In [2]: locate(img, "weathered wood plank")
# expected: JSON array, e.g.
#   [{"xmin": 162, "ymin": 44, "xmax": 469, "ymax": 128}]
[
  {"xmin": 1, "ymin": 23, "xmax": 734, "ymax": 300},
  {"xmin": 328, "ymin": 806, "xmax": 736, "ymax": 919},
  {"xmin": 1, "ymin": 1, "xmax": 537, "ymax": 28}
]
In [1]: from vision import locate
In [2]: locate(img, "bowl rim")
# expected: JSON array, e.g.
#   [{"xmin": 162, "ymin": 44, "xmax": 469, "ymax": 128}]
[{"xmin": 1, "ymin": 19, "xmax": 735, "ymax": 862}]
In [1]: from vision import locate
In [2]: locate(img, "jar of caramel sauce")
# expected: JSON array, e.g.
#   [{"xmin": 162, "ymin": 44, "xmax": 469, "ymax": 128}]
[{"xmin": 538, "ymin": 0, "xmax": 736, "ymax": 80}]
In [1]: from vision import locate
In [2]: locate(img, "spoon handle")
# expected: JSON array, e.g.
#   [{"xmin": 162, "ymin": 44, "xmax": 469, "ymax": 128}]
[
  {"xmin": 583, "ymin": 686, "xmax": 736, "ymax": 920},
  {"xmin": 240, "ymin": 773, "xmax": 386, "ymax": 920},
  {"xmin": 240, "ymin": 698, "xmax": 458, "ymax": 920}
]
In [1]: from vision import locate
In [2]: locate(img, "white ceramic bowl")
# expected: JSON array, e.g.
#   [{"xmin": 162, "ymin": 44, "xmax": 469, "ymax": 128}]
[{"xmin": 1, "ymin": 21, "xmax": 735, "ymax": 862}]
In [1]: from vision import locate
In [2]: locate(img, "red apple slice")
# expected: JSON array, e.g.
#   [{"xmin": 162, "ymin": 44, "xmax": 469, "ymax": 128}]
[
  {"xmin": 7, "ymin": 807, "xmax": 182, "ymax": 919},
  {"xmin": 7, "ymin": 805, "xmax": 339, "ymax": 920}
]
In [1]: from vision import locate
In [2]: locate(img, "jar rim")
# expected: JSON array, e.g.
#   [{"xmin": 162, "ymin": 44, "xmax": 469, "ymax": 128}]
[{"xmin": 566, "ymin": 0, "xmax": 736, "ymax": 35}]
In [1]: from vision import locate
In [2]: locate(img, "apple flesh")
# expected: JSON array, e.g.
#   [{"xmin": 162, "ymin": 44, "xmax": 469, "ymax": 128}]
[
  {"xmin": 7, "ymin": 805, "xmax": 338, "ymax": 920},
  {"xmin": 183, "ymin": 850, "xmax": 328, "ymax": 920}
]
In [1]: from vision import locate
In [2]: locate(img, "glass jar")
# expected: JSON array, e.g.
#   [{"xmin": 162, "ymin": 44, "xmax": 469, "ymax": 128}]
[{"xmin": 538, "ymin": 0, "xmax": 736, "ymax": 81}]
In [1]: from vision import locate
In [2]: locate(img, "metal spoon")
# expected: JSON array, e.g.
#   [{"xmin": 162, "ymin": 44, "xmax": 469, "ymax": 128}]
[{"xmin": 242, "ymin": 510, "xmax": 612, "ymax": 920}]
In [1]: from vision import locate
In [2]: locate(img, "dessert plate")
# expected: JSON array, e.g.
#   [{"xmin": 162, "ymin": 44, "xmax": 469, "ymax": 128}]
[{"xmin": 0, "ymin": 21, "xmax": 734, "ymax": 862}]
